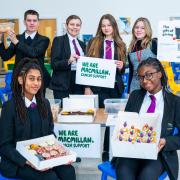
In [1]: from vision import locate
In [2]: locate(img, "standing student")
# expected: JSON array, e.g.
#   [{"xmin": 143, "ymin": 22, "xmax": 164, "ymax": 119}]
[
  {"xmin": 50, "ymin": 15, "xmax": 86, "ymax": 101},
  {"xmin": 112, "ymin": 57, "xmax": 180, "ymax": 180},
  {"xmin": 128, "ymin": 17, "xmax": 157, "ymax": 92},
  {"xmin": 0, "ymin": 9, "xmax": 50, "ymax": 93},
  {"xmin": 0, "ymin": 58, "xmax": 76, "ymax": 180},
  {"xmin": 86, "ymin": 14, "xmax": 126, "ymax": 161}
]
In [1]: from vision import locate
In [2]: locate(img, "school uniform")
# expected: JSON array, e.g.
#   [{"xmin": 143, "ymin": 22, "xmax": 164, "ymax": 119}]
[
  {"xmin": 0, "ymin": 97, "xmax": 76, "ymax": 180},
  {"xmin": 128, "ymin": 38, "xmax": 157, "ymax": 93},
  {"xmin": 0, "ymin": 32, "xmax": 51, "ymax": 90},
  {"xmin": 87, "ymin": 38, "xmax": 125, "ymax": 161},
  {"xmin": 112, "ymin": 89, "xmax": 180, "ymax": 180},
  {"xmin": 50, "ymin": 33, "xmax": 86, "ymax": 100}
]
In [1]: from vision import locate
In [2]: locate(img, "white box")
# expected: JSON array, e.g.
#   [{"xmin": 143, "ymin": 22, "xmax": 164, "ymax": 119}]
[
  {"xmin": 16, "ymin": 135, "xmax": 77, "ymax": 170},
  {"xmin": 58, "ymin": 97, "xmax": 96, "ymax": 123},
  {"xmin": 104, "ymin": 99, "xmax": 128, "ymax": 114},
  {"xmin": 111, "ymin": 112, "xmax": 161, "ymax": 160}
]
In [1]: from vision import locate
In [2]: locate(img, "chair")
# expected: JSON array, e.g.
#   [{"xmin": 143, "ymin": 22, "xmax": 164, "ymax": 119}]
[
  {"xmin": 0, "ymin": 71, "xmax": 12, "ymax": 104},
  {"xmin": 98, "ymin": 127, "xmax": 179, "ymax": 180}
]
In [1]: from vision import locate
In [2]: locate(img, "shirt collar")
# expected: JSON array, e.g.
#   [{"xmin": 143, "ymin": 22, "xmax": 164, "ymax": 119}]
[
  {"xmin": 67, "ymin": 33, "xmax": 78, "ymax": 42},
  {"xmin": 24, "ymin": 96, "xmax": 37, "ymax": 108},
  {"xmin": 25, "ymin": 31, "xmax": 37, "ymax": 40},
  {"xmin": 146, "ymin": 89, "xmax": 163, "ymax": 102}
]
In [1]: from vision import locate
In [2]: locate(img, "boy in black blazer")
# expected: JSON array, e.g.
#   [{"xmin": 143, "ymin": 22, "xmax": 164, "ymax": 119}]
[{"xmin": 0, "ymin": 9, "xmax": 50, "ymax": 91}]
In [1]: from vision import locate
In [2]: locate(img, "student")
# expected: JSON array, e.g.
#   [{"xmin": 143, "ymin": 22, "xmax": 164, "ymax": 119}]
[
  {"xmin": 128, "ymin": 17, "xmax": 157, "ymax": 93},
  {"xmin": 50, "ymin": 15, "xmax": 86, "ymax": 101},
  {"xmin": 112, "ymin": 57, "xmax": 180, "ymax": 180},
  {"xmin": 0, "ymin": 58, "xmax": 76, "ymax": 180},
  {"xmin": 86, "ymin": 14, "xmax": 126, "ymax": 161},
  {"xmin": 0, "ymin": 10, "xmax": 50, "ymax": 94}
]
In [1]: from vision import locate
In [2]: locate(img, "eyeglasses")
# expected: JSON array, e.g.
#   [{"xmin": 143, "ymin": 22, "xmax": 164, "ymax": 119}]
[{"xmin": 137, "ymin": 71, "xmax": 159, "ymax": 82}]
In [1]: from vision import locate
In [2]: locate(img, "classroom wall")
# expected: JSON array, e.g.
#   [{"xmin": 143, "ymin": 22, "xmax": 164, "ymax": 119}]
[{"xmin": 1, "ymin": 0, "xmax": 180, "ymax": 44}]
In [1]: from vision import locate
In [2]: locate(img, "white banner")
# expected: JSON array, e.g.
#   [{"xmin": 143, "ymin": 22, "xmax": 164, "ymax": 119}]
[
  {"xmin": 54, "ymin": 123, "xmax": 101, "ymax": 158},
  {"xmin": 76, "ymin": 56, "xmax": 116, "ymax": 88},
  {"xmin": 157, "ymin": 21, "xmax": 180, "ymax": 62}
]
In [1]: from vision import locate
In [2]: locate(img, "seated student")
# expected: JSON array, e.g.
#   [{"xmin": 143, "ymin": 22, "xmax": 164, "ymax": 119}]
[
  {"xmin": 112, "ymin": 57, "xmax": 180, "ymax": 180},
  {"xmin": 0, "ymin": 58, "xmax": 76, "ymax": 180}
]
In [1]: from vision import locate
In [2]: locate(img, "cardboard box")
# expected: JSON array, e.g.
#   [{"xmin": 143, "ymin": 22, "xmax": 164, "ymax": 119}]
[
  {"xmin": 111, "ymin": 112, "xmax": 161, "ymax": 160},
  {"xmin": 58, "ymin": 97, "xmax": 96, "ymax": 123},
  {"xmin": 16, "ymin": 135, "xmax": 77, "ymax": 170}
]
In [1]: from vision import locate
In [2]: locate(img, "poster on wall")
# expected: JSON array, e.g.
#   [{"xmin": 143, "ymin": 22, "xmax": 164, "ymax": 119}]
[
  {"xmin": 157, "ymin": 21, "xmax": 180, "ymax": 62},
  {"xmin": 118, "ymin": 17, "xmax": 131, "ymax": 35},
  {"xmin": 76, "ymin": 56, "xmax": 116, "ymax": 88},
  {"xmin": 54, "ymin": 123, "xmax": 101, "ymax": 158}
]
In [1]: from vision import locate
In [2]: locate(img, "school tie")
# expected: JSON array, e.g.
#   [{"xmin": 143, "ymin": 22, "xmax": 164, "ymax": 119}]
[
  {"xmin": 105, "ymin": 40, "xmax": 112, "ymax": 59},
  {"xmin": 26, "ymin": 36, "xmax": 32, "ymax": 45},
  {"xmin": 147, "ymin": 95, "xmax": 156, "ymax": 113},
  {"xmin": 29, "ymin": 102, "xmax": 37, "ymax": 109},
  {"xmin": 72, "ymin": 39, "xmax": 80, "ymax": 56}
]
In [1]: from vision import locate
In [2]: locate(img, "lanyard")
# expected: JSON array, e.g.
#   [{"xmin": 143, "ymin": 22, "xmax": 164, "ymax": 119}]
[{"xmin": 136, "ymin": 46, "xmax": 142, "ymax": 62}]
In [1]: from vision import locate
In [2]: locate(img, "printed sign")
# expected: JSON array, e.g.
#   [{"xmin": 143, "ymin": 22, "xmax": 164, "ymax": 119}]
[
  {"xmin": 54, "ymin": 123, "xmax": 101, "ymax": 158},
  {"xmin": 76, "ymin": 56, "xmax": 116, "ymax": 88},
  {"xmin": 157, "ymin": 21, "xmax": 180, "ymax": 62}
]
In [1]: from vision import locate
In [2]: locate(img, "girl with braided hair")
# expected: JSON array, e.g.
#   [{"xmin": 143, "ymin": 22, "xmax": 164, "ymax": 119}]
[{"xmin": 0, "ymin": 57, "xmax": 76, "ymax": 180}]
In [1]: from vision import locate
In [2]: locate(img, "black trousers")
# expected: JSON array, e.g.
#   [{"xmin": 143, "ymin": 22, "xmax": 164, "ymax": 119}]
[
  {"xmin": 115, "ymin": 156, "xmax": 164, "ymax": 180},
  {"xmin": 16, "ymin": 164, "xmax": 76, "ymax": 180}
]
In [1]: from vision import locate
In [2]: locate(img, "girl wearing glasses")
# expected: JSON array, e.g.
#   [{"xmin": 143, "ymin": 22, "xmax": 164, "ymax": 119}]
[
  {"xmin": 128, "ymin": 17, "xmax": 157, "ymax": 93},
  {"xmin": 0, "ymin": 58, "xmax": 76, "ymax": 180},
  {"xmin": 86, "ymin": 14, "xmax": 126, "ymax": 162},
  {"xmin": 112, "ymin": 57, "xmax": 180, "ymax": 180}
]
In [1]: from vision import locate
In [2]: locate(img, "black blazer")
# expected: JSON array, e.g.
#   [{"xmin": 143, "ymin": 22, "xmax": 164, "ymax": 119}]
[
  {"xmin": 0, "ymin": 98, "xmax": 54, "ymax": 177},
  {"xmin": 112, "ymin": 89, "xmax": 180, "ymax": 180},
  {"xmin": 87, "ymin": 38, "xmax": 125, "ymax": 94},
  {"xmin": 0, "ymin": 32, "xmax": 50, "ymax": 88},
  {"xmin": 50, "ymin": 34, "xmax": 86, "ymax": 91}
]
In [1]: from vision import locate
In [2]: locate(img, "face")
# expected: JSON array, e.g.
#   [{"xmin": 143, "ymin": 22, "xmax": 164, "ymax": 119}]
[
  {"xmin": 138, "ymin": 65, "xmax": 162, "ymax": 94},
  {"xmin": 18, "ymin": 69, "xmax": 42, "ymax": 100},
  {"xmin": 134, "ymin": 21, "xmax": 146, "ymax": 40},
  {"xmin": 101, "ymin": 19, "xmax": 113, "ymax": 38},
  {"xmin": 66, "ymin": 19, "xmax": 81, "ymax": 37},
  {"xmin": 24, "ymin": 14, "xmax": 39, "ymax": 34}
]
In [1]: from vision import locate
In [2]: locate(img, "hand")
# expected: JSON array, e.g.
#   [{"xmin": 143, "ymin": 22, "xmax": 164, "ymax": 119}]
[
  {"xmin": 7, "ymin": 30, "xmax": 19, "ymax": 45},
  {"xmin": 66, "ymin": 160, "xmax": 73, "ymax": 165},
  {"xmin": 115, "ymin": 60, "xmax": 124, "ymax": 70},
  {"xmin": 68, "ymin": 54, "xmax": 80, "ymax": 64},
  {"xmin": 84, "ymin": 87, "xmax": 93, "ymax": 95},
  {"xmin": 158, "ymin": 138, "xmax": 166, "ymax": 152}
]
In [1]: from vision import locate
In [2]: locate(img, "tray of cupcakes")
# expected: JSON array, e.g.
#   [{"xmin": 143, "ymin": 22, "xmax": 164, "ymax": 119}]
[
  {"xmin": 16, "ymin": 135, "xmax": 77, "ymax": 170},
  {"xmin": 111, "ymin": 112, "xmax": 162, "ymax": 160}
]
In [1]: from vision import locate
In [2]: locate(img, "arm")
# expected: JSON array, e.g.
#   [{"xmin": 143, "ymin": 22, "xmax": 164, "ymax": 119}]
[
  {"xmin": 0, "ymin": 32, "xmax": 15, "ymax": 60},
  {"xmin": 127, "ymin": 54, "xmax": 133, "ymax": 93},
  {"xmin": 0, "ymin": 101, "xmax": 26, "ymax": 167},
  {"xmin": 51, "ymin": 37, "xmax": 71, "ymax": 71},
  {"xmin": 163, "ymin": 96, "xmax": 180, "ymax": 152}
]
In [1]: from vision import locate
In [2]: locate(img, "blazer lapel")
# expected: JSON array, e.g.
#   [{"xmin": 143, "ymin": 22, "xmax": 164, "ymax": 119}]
[{"xmin": 64, "ymin": 34, "xmax": 71, "ymax": 57}]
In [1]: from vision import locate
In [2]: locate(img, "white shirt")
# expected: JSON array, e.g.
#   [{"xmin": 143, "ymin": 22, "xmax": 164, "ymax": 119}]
[
  {"xmin": 139, "ymin": 89, "xmax": 164, "ymax": 122},
  {"xmin": 67, "ymin": 33, "xmax": 84, "ymax": 71},
  {"xmin": 103, "ymin": 39, "xmax": 115, "ymax": 60},
  {"xmin": 24, "ymin": 96, "xmax": 37, "ymax": 108},
  {"xmin": 25, "ymin": 31, "xmax": 37, "ymax": 40}
]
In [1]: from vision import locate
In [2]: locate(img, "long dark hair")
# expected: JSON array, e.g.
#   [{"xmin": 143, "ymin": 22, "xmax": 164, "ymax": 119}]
[
  {"xmin": 137, "ymin": 57, "xmax": 168, "ymax": 93},
  {"xmin": 87, "ymin": 14, "xmax": 126, "ymax": 63},
  {"xmin": 11, "ymin": 58, "xmax": 47, "ymax": 121}
]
